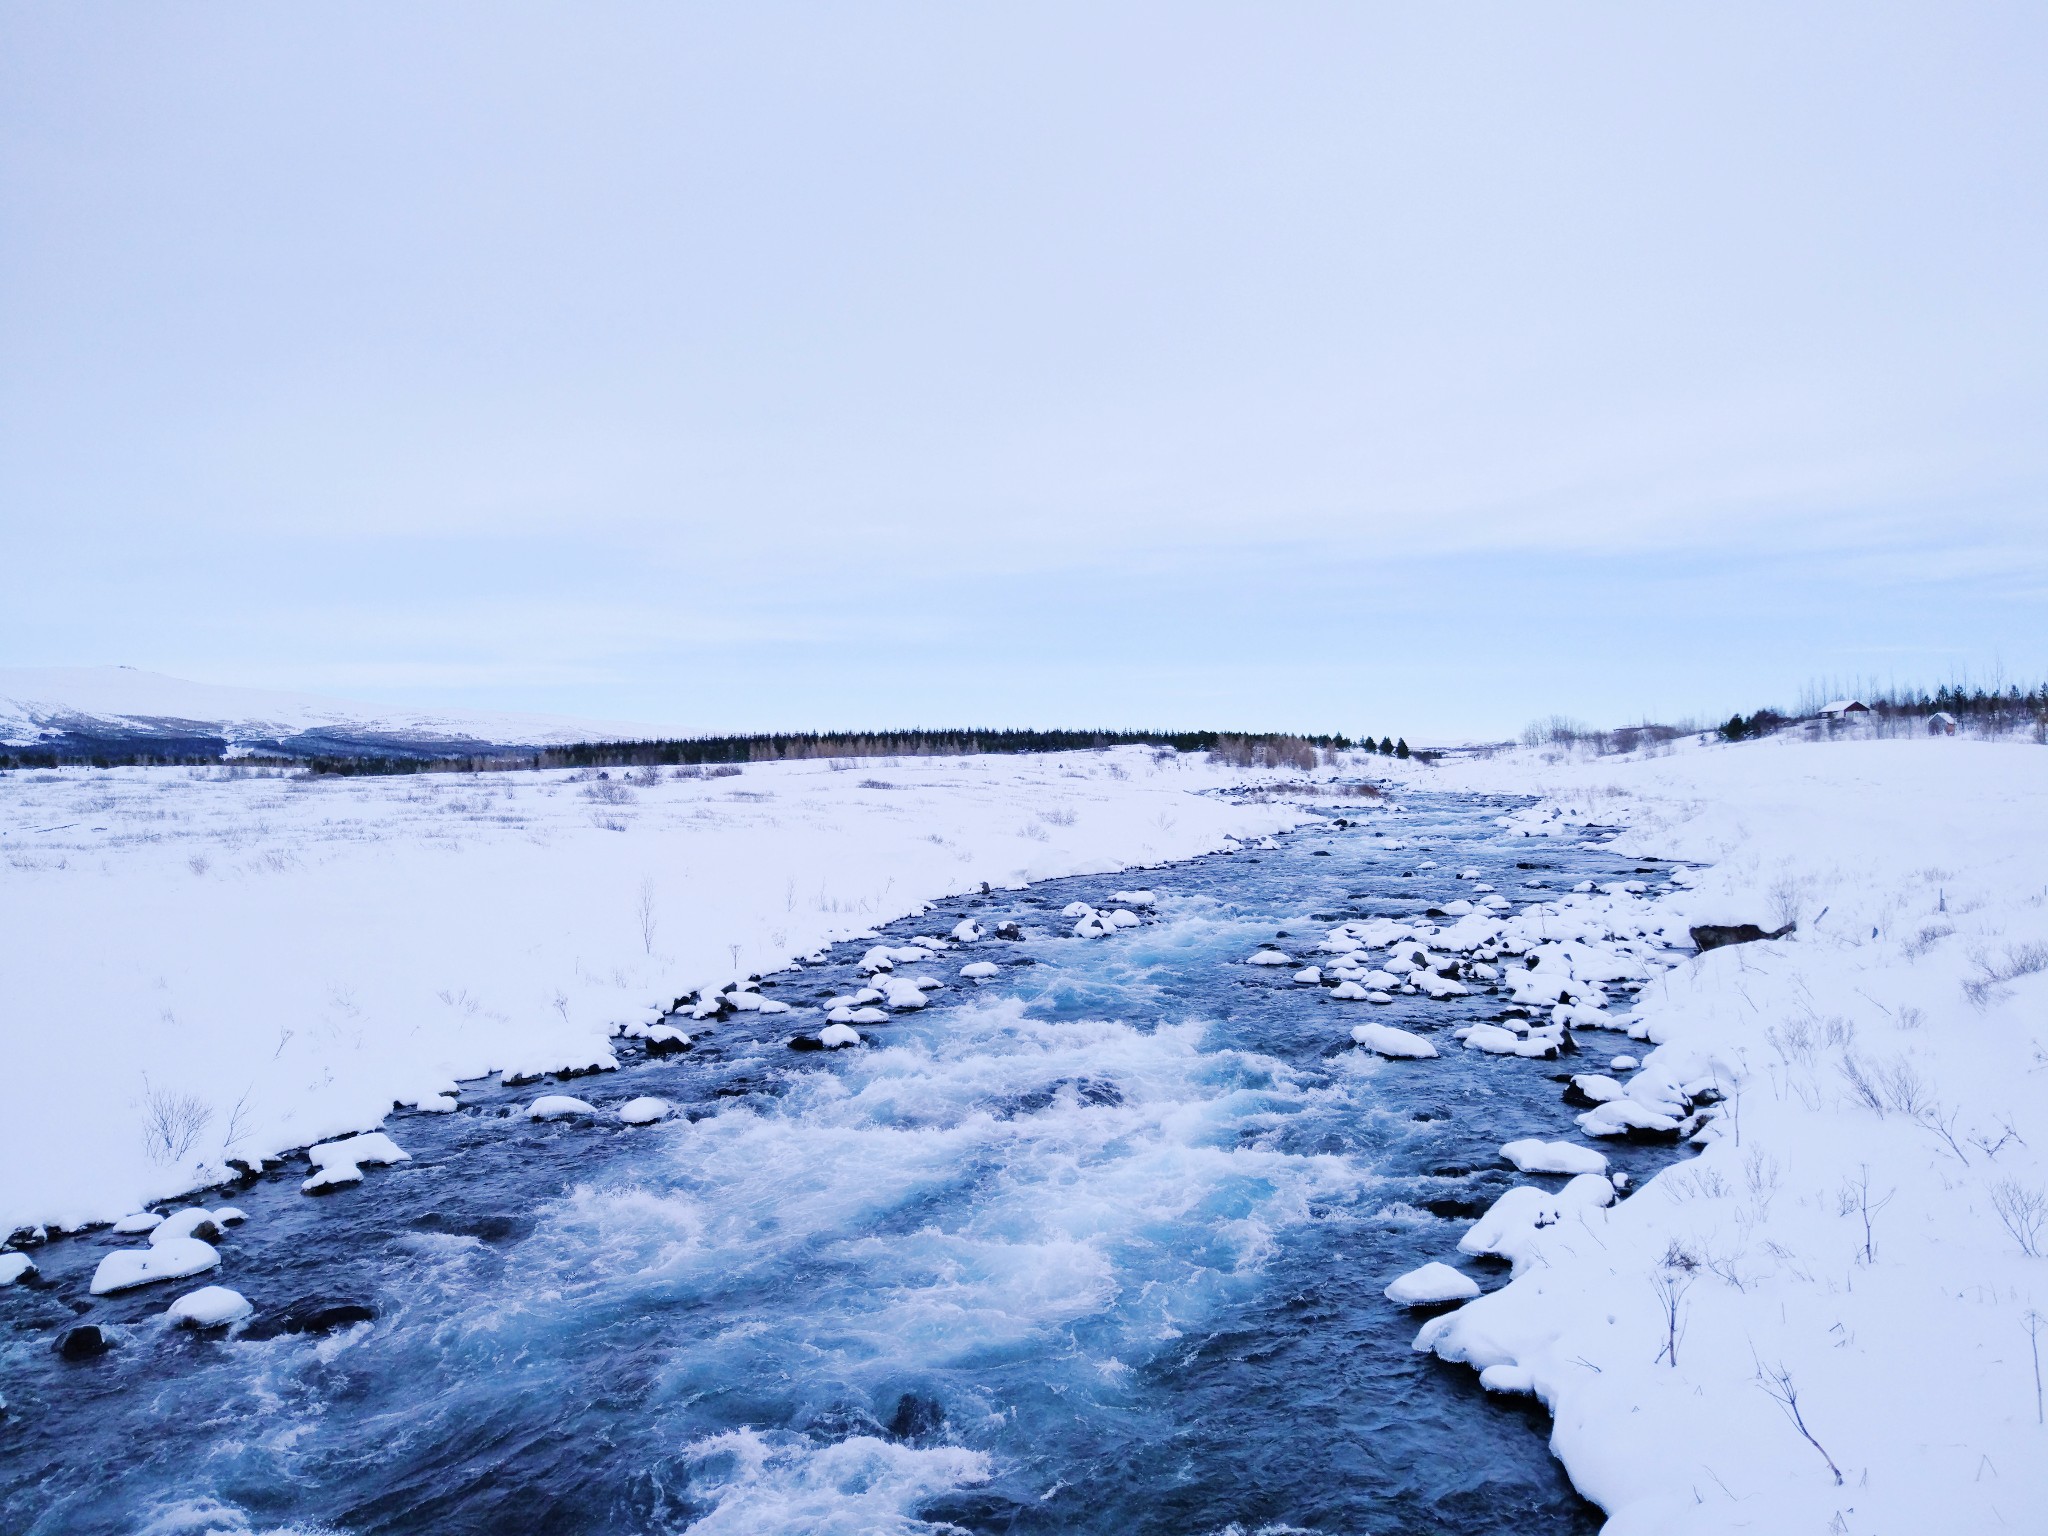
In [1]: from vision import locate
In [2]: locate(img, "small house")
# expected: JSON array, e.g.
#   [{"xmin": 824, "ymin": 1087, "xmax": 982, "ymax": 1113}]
[
  {"xmin": 1928, "ymin": 711, "xmax": 1958, "ymax": 736},
  {"xmin": 1816, "ymin": 699, "xmax": 1870, "ymax": 719}
]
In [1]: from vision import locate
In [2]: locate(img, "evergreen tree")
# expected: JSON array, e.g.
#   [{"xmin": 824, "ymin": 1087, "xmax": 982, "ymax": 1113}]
[
  {"xmin": 1379, "ymin": 736, "xmax": 1394, "ymax": 755},
  {"xmin": 1395, "ymin": 738, "xmax": 1410, "ymax": 759}
]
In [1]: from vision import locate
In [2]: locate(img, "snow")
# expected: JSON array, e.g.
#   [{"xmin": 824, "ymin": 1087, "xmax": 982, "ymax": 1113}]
[
  {"xmin": 1377, "ymin": 734, "xmax": 2048, "ymax": 1535},
  {"xmin": 1384, "ymin": 1261, "xmax": 1481, "ymax": 1306},
  {"xmin": 149, "ymin": 1207, "xmax": 225, "ymax": 1244},
  {"xmin": 90, "ymin": 1237, "xmax": 220, "ymax": 1294},
  {"xmin": 1349, "ymin": 1022, "xmax": 1438, "ymax": 1059},
  {"xmin": 0, "ymin": 746, "xmax": 1303, "ymax": 1235},
  {"xmin": 166, "ymin": 1284, "xmax": 253, "ymax": 1328},
  {"xmin": 1499, "ymin": 1138, "xmax": 1608, "ymax": 1176},
  {"xmin": 527, "ymin": 1095, "xmax": 597, "ymax": 1120},
  {"xmin": 1244, "ymin": 949, "xmax": 1293, "ymax": 966},
  {"xmin": 302, "ymin": 1131, "xmax": 411, "ymax": 1192},
  {"xmin": 0, "ymin": 1252, "xmax": 34, "ymax": 1284},
  {"xmin": 617, "ymin": 1096, "xmax": 673, "ymax": 1125},
  {"xmin": 959, "ymin": 961, "xmax": 999, "ymax": 980},
  {"xmin": 817, "ymin": 1022, "xmax": 861, "ymax": 1049}
]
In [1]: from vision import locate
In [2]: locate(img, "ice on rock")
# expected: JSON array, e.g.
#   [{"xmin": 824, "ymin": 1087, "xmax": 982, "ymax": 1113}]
[
  {"xmin": 1351, "ymin": 1023, "xmax": 1438, "ymax": 1059},
  {"xmin": 1500, "ymin": 1138, "xmax": 1609, "ymax": 1176},
  {"xmin": 1293, "ymin": 967, "xmax": 1322, "ymax": 984},
  {"xmin": 303, "ymin": 1131, "xmax": 410, "ymax": 1192},
  {"xmin": 151, "ymin": 1207, "xmax": 225, "ymax": 1245},
  {"xmin": 0, "ymin": 1252, "xmax": 35, "ymax": 1284},
  {"xmin": 1384, "ymin": 1261, "xmax": 1480, "ymax": 1306},
  {"xmin": 167, "ymin": 1285, "xmax": 252, "ymax": 1328},
  {"xmin": 960, "ymin": 961, "xmax": 999, "ymax": 979},
  {"xmin": 91, "ymin": 1237, "xmax": 220, "ymax": 1294},
  {"xmin": 1245, "ymin": 949, "xmax": 1293, "ymax": 966},
  {"xmin": 527, "ymin": 1095, "xmax": 597, "ymax": 1120},
  {"xmin": 618, "ymin": 1096, "xmax": 673, "ymax": 1125},
  {"xmin": 818, "ymin": 1022, "xmax": 860, "ymax": 1048}
]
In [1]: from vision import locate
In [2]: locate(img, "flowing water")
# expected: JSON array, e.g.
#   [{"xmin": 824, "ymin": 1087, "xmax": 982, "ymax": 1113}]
[{"xmin": 0, "ymin": 793, "xmax": 1686, "ymax": 1535}]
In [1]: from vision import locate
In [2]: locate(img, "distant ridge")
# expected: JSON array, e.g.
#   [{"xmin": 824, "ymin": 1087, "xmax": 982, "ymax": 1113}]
[{"xmin": 0, "ymin": 666, "xmax": 662, "ymax": 763}]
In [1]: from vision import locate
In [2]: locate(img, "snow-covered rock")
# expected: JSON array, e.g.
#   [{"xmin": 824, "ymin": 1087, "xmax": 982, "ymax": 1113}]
[
  {"xmin": 1350, "ymin": 1023, "xmax": 1438, "ymax": 1059},
  {"xmin": 302, "ymin": 1131, "xmax": 411, "ymax": 1192},
  {"xmin": 960, "ymin": 961, "xmax": 999, "ymax": 979},
  {"xmin": 1499, "ymin": 1138, "xmax": 1608, "ymax": 1176},
  {"xmin": 91, "ymin": 1237, "xmax": 220, "ymax": 1294},
  {"xmin": 1245, "ymin": 949, "xmax": 1293, "ymax": 966},
  {"xmin": 1384, "ymin": 1261, "xmax": 1480, "ymax": 1306},
  {"xmin": 618, "ymin": 1096, "xmax": 673, "ymax": 1125},
  {"xmin": 0, "ymin": 1252, "xmax": 35, "ymax": 1284},
  {"xmin": 527, "ymin": 1095, "xmax": 596, "ymax": 1120},
  {"xmin": 818, "ymin": 1022, "xmax": 860, "ymax": 1048},
  {"xmin": 150, "ymin": 1207, "xmax": 224, "ymax": 1246},
  {"xmin": 1461, "ymin": 1023, "xmax": 1523, "ymax": 1054},
  {"xmin": 167, "ymin": 1284, "xmax": 252, "ymax": 1328}
]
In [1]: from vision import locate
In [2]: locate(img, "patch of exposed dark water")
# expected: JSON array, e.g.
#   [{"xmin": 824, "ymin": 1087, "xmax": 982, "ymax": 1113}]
[{"xmin": 0, "ymin": 793, "xmax": 1689, "ymax": 1535}]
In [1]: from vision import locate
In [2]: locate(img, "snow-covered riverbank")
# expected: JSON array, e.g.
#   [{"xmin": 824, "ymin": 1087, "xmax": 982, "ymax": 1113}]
[
  {"xmin": 1383, "ymin": 736, "xmax": 2048, "ymax": 1534},
  {"xmin": 0, "ymin": 749, "xmax": 1305, "ymax": 1238}
]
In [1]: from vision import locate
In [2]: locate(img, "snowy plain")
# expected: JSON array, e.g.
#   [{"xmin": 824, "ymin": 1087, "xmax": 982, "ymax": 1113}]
[
  {"xmin": 1376, "ymin": 733, "xmax": 2048, "ymax": 1535},
  {"xmin": 0, "ymin": 748, "xmax": 1303, "ymax": 1238},
  {"xmin": 4, "ymin": 725, "xmax": 2045, "ymax": 1536}
]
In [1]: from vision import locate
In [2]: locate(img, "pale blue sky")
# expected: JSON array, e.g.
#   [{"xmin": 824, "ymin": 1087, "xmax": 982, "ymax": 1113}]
[{"xmin": 3, "ymin": 3, "xmax": 2044, "ymax": 740}]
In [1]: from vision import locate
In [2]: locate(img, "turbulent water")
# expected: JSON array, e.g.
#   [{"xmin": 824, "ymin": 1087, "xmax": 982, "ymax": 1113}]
[{"xmin": 0, "ymin": 793, "xmax": 1687, "ymax": 1536}]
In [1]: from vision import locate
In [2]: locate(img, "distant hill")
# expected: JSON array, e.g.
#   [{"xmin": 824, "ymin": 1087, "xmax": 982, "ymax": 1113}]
[{"xmin": 0, "ymin": 666, "xmax": 662, "ymax": 763}]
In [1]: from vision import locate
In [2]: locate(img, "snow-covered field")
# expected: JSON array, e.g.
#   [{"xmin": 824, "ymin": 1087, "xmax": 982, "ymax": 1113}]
[
  {"xmin": 6, "ymin": 724, "xmax": 2044, "ymax": 1536},
  {"xmin": 0, "ymin": 749, "xmax": 1302, "ymax": 1238},
  {"xmin": 1379, "ymin": 735, "xmax": 2048, "ymax": 1534}
]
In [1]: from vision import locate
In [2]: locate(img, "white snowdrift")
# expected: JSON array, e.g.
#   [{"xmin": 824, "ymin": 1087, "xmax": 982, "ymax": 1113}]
[{"xmin": 1382, "ymin": 735, "xmax": 2048, "ymax": 1536}]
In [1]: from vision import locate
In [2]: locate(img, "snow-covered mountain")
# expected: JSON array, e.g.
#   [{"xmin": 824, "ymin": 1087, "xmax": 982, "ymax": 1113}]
[{"xmin": 0, "ymin": 666, "xmax": 663, "ymax": 758}]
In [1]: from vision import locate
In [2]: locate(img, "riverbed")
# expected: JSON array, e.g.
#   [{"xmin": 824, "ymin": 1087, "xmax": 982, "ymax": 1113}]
[{"xmin": 0, "ymin": 792, "xmax": 1688, "ymax": 1535}]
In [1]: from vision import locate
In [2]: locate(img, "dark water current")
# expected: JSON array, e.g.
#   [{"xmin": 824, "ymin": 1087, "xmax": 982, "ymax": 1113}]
[{"xmin": 0, "ymin": 793, "xmax": 1689, "ymax": 1536}]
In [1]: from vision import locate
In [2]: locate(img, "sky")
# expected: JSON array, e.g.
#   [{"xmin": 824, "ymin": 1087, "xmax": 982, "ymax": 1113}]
[{"xmin": 3, "ymin": 2, "xmax": 2045, "ymax": 742}]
